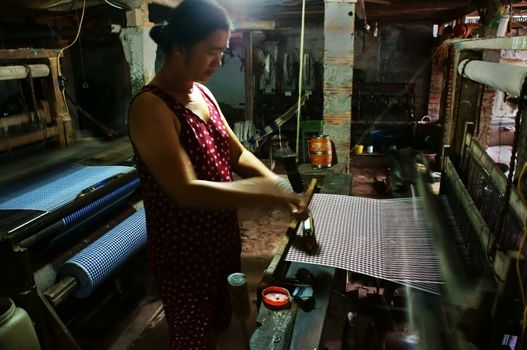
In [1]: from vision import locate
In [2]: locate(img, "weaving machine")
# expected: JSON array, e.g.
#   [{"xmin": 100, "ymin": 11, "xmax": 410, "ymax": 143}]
[
  {"xmin": 0, "ymin": 49, "xmax": 74, "ymax": 151},
  {"xmin": 251, "ymin": 37, "xmax": 527, "ymax": 350},
  {"xmin": 0, "ymin": 160, "xmax": 146, "ymax": 350}
]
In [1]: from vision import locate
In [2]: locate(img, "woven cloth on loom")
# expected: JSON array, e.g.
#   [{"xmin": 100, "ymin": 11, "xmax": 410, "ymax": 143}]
[
  {"xmin": 285, "ymin": 194, "xmax": 443, "ymax": 294},
  {"xmin": 0, "ymin": 164, "xmax": 135, "ymax": 211}
]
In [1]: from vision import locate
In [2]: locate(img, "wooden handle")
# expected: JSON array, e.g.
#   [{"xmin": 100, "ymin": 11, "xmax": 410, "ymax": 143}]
[{"xmin": 264, "ymin": 178, "xmax": 318, "ymax": 280}]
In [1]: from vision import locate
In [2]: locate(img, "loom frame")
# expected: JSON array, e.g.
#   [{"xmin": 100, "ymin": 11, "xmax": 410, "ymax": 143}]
[{"xmin": 439, "ymin": 35, "xmax": 527, "ymax": 349}]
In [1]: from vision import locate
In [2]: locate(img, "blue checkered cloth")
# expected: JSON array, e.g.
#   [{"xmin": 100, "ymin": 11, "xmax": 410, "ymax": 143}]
[
  {"xmin": 0, "ymin": 164, "xmax": 135, "ymax": 211},
  {"xmin": 60, "ymin": 209, "xmax": 147, "ymax": 298}
]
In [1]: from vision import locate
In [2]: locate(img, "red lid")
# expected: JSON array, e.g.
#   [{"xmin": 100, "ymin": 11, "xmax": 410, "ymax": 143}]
[{"xmin": 262, "ymin": 286, "xmax": 291, "ymax": 309}]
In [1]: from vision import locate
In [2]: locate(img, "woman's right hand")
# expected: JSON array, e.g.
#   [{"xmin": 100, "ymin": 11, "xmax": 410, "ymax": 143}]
[{"xmin": 267, "ymin": 176, "xmax": 309, "ymax": 217}]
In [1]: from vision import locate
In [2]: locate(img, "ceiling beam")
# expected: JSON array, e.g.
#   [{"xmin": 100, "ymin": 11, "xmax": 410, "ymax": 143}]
[{"xmin": 365, "ymin": 0, "xmax": 391, "ymax": 4}]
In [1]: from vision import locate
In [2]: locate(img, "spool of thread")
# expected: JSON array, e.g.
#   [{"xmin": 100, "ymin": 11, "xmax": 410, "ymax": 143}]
[
  {"xmin": 354, "ymin": 145, "xmax": 364, "ymax": 155},
  {"xmin": 366, "ymin": 145, "xmax": 374, "ymax": 154},
  {"xmin": 309, "ymin": 135, "xmax": 332, "ymax": 169}
]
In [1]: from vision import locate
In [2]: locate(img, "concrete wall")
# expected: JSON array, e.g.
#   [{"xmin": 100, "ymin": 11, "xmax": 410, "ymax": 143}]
[
  {"xmin": 354, "ymin": 24, "xmax": 435, "ymax": 119},
  {"xmin": 71, "ymin": 38, "xmax": 132, "ymax": 134},
  {"xmin": 207, "ymin": 24, "xmax": 325, "ymax": 111}
]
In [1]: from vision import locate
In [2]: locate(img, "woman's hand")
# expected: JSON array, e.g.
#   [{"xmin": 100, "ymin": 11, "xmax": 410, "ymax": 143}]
[{"xmin": 287, "ymin": 192, "xmax": 309, "ymax": 220}]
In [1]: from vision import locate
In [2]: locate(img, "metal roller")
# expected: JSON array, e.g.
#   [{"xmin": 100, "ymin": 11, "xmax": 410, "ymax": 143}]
[{"xmin": 458, "ymin": 59, "xmax": 527, "ymax": 96}]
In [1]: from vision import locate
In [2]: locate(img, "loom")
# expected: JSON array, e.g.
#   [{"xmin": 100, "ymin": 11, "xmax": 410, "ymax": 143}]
[
  {"xmin": 252, "ymin": 38, "xmax": 527, "ymax": 350},
  {"xmin": 0, "ymin": 161, "xmax": 146, "ymax": 350}
]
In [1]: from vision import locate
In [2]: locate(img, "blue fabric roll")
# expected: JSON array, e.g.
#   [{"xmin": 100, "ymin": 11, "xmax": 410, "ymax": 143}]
[
  {"xmin": 62, "ymin": 178, "xmax": 140, "ymax": 226},
  {"xmin": 0, "ymin": 164, "xmax": 135, "ymax": 211},
  {"xmin": 60, "ymin": 209, "xmax": 147, "ymax": 298}
]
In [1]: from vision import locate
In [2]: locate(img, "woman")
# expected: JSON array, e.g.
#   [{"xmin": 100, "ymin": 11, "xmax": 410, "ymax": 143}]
[{"xmin": 128, "ymin": 1, "xmax": 306, "ymax": 349}]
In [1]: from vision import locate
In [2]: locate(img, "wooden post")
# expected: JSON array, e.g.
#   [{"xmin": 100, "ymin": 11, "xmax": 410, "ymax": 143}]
[
  {"xmin": 48, "ymin": 56, "xmax": 72, "ymax": 147},
  {"xmin": 243, "ymin": 31, "xmax": 254, "ymax": 123}
]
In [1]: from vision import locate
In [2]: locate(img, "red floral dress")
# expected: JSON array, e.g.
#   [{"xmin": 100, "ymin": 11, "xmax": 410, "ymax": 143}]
[{"xmin": 129, "ymin": 84, "xmax": 241, "ymax": 350}]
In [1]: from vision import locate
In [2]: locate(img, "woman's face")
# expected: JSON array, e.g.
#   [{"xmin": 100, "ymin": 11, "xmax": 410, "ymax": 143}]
[{"xmin": 179, "ymin": 29, "xmax": 229, "ymax": 82}]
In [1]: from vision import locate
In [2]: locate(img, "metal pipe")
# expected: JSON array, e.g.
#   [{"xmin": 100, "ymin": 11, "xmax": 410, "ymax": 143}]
[
  {"xmin": 0, "ymin": 64, "xmax": 50, "ymax": 80},
  {"xmin": 458, "ymin": 59, "xmax": 527, "ymax": 96}
]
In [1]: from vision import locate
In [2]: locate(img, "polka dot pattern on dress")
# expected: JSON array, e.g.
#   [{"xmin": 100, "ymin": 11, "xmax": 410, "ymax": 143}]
[{"xmin": 129, "ymin": 83, "xmax": 241, "ymax": 350}]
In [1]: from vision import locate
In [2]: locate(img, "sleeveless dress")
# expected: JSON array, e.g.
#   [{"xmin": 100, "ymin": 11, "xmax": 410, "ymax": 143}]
[{"xmin": 129, "ymin": 84, "xmax": 241, "ymax": 350}]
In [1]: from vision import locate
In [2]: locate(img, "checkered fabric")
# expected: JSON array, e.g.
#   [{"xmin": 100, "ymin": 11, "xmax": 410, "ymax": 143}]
[
  {"xmin": 0, "ymin": 164, "xmax": 135, "ymax": 211},
  {"xmin": 60, "ymin": 209, "xmax": 146, "ymax": 298},
  {"xmin": 285, "ymin": 194, "xmax": 443, "ymax": 294}
]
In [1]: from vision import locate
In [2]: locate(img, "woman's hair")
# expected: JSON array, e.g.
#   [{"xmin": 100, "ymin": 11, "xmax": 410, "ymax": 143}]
[{"xmin": 150, "ymin": 0, "xmax": 232, "ymax": 53}]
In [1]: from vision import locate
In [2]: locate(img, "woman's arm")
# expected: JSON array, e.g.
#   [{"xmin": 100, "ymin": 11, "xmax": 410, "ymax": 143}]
[{"xmin": 129, "ymin": 92, "xmax": 302, "ymax": 210}]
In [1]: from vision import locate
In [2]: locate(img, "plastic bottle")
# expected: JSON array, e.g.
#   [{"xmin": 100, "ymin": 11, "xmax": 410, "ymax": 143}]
[{"xmin": 0, "ymin": 297, "xmax": 41, "ymax": 350}]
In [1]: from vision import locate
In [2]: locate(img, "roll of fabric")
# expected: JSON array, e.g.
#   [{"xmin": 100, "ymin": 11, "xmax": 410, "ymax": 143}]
[{"xmin": 60, "ymin": 209, "xmax": 146, "ymax": 298}]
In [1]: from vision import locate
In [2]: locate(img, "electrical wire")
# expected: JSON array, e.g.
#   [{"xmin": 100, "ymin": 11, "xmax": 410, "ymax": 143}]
[
  {"xmin": 56, "ymin": 0, "xmax": 87, "ymax": 131},
  {"xmin": 57, "ymin": 0, "xmax": 86, "ymax": 66}
]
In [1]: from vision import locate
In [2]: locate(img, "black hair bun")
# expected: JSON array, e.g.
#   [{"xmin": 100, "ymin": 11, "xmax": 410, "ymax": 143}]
[{"xmin": 150, "ymin": 23, "xmax": 168, "ymax": 45}]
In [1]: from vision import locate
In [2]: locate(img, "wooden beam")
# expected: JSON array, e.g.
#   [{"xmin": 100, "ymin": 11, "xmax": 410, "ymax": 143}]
[
  {"xmin": 0, "ymin": 127, "xmax": 58, "ymax": 152},
  {"xmin": 0, "ymin": 49, "xmax": 60, "ymax": 60},
  {"xmin": 48, "ymin": 56, "xmax": 72, "ymax": 147},
  {"xmin": 0, "ymin": 107, "xmax": 51, "ymax": 129},
  {"xmin": 366, "ymin": 0, "xmax": 472, "ymax": 22},
  {"xmin": 235, "ymin": 21, "xmax": 275, "ymax": 31}
]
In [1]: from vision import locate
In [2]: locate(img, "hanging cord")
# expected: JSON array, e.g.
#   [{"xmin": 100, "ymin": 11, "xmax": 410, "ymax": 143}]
[
  {"xmin": 295, "ymin": 0, "xmax": 307, "ymax": 160},
  {"xmin": 517, "ymin": 161, "xmax": 527, "ymax": 341},
  {"xmin": 493, "ymin": 79, "xmax": 527, "ymax": 255},
  {"xmin": 56, "ymin": 0, "xmax": 87, "ymax": 116}
]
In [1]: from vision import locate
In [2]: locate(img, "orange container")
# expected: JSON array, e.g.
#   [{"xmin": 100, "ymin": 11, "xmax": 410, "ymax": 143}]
[{"xmin": 309, "ymin": 135, "xmax": 332, "ymax": 168}]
